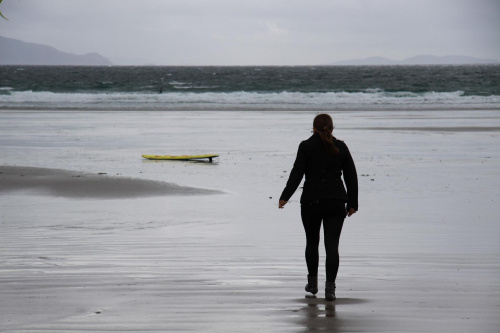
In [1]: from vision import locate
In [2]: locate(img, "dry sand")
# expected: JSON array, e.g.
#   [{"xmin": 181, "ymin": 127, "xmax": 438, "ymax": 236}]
[
  {"xmin": 0, "ymin": 165, "xmax": 222, "ymax": 198},
  {"xmin": 1, "ymin": 110, "xmax": 499, "ymax": 332}
]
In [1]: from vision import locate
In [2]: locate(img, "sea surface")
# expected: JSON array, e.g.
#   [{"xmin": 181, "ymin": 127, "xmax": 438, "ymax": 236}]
[{"xmin": 1, "ymin": 65, "xmax": 499, "ymax": 111}]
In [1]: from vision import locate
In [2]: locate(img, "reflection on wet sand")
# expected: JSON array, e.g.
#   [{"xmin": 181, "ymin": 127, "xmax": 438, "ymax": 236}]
[{"xmin": 292, "ymin": 296, "xmax": 370, "ymax": 332}]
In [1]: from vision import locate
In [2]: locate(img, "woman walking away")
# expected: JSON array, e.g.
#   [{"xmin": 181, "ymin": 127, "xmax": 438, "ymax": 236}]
[{"xmin": 279, "ymin": 114, "xmax": 358, "ymax": 301}]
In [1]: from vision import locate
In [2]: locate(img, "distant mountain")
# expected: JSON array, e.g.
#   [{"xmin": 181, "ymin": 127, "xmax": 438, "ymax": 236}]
[
  {"xmin": 331, "ymin": 56, "xmax": 398, "ymax": 66},
  {"xmin": 0, "ymin": 35, "xmax": 113, "ymax": 66},
  {"xmin": 330, "ymin": 55, "xmax": 499, "ymax": 65}
]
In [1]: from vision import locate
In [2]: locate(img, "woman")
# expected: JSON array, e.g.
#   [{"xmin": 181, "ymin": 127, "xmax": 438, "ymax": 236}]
[{"xmin": 279, "ymin": 114, "xmax": 358, "ymax": 301}]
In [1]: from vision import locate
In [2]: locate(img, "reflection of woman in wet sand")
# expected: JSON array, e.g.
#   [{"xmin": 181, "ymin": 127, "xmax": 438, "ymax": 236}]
[{"xmin": 279, "ymin": 114, "xmax": 358, "ymax": 301}]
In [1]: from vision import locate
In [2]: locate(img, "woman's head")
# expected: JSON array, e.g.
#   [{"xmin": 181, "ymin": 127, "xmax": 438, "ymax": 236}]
[
  {"xmin": 313, "ymin": 114, "xmax": 339, "ymax": 155},
  {"xmin": 313, "ymin": 114, "xmax": 334, "ymax": 134}
]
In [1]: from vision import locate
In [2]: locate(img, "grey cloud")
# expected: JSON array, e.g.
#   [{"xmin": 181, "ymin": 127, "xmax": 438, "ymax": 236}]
[{"xmin": 0, "ymin": 0, "xmax": 498, "ymax": 65}]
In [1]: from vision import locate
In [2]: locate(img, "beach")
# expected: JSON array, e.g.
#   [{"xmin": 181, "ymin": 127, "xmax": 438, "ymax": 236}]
[{"xmin": 1, "ymin": 109, "xmax": 499, "ymax": 332}]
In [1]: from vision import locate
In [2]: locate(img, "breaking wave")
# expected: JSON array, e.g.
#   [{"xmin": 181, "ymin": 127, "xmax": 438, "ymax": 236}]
[{"xmin": 1, "ymin": 90, "xmax": 499, "ymax": 111}]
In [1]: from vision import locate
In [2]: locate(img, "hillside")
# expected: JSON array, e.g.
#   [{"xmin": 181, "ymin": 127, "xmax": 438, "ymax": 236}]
[{"xmin": 0, "ymin": 35, "xmax": 113, "ymax": 66}]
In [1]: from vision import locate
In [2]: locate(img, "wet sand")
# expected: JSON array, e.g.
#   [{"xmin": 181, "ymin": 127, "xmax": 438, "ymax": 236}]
[
  {"xmin": 356, "ymin": 126, "xmax": 500, "ymax": 132},
  {"xmin": 1, "ymin": 110, "xmax": 499, "ymax": 332}
]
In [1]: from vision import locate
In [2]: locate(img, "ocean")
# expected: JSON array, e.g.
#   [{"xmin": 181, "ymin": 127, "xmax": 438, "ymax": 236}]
[{"xmin": 1, "ymin": 65, "xmax": 499, "ymax": 111}]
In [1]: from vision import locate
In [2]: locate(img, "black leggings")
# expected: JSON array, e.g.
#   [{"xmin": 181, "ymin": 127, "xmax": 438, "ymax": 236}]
[{"xmin": 301, "ymin": 200, "xmax": 346, "ymax": 282}]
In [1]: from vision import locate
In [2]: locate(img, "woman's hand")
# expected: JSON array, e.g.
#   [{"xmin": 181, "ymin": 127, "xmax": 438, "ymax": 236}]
[
  {"xmin": 278, "ymin": 200, "xmax": 287, "ymax": 209},
  {"xmin": 346, "ymin": 208, "xmax": 356, "ymax": 217}
]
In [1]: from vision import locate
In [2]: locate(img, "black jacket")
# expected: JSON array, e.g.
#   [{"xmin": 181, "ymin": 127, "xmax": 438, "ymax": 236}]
[{"xmin": 280, "ymin": 133, "xmax": 358, "ymax": 211}]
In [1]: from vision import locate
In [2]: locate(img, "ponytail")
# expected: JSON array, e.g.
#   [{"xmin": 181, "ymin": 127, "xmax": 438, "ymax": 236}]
[{"xmin": 313, "ymin": 114, "xmax": 339, "ymax": 155}]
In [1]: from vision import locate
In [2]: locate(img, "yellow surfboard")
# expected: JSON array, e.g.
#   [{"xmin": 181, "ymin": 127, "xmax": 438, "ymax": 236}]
[{"xmin": 142, "ymin": 154, "xmax": 219, "ymax": 162}]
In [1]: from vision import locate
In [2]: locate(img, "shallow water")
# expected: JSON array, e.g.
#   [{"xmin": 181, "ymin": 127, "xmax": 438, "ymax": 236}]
[{"xmin": 1, "ymin": 110, "xmax": 499, "ymax": 332}]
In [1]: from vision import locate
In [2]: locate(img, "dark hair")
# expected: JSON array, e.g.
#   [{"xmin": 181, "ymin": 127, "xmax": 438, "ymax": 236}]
[{"xmin": 313, "ymin": 114, "xmax": 339, "ymax": 155}]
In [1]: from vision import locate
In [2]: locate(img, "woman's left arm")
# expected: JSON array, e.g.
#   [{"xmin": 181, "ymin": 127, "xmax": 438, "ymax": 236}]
[{"xmin": 343, "ymin": 144, "xmax": 358, "ymax": 212}]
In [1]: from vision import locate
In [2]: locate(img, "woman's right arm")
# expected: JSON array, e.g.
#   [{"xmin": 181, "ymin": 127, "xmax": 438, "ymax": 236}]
[{"xmin": 279, "ymin": 142, "xmax": 307, "ymax": 206}]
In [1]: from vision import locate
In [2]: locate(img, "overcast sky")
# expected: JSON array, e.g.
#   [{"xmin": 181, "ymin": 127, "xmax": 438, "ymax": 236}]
[{"xmin": 1, "ymin": 0, "xmax": 499, "ymax": 65}]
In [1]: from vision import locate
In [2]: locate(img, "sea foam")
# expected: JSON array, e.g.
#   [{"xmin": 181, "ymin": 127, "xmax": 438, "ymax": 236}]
[{"xmin": 1, "ymin": 90, "xmax": 499, "ymax": 111}]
